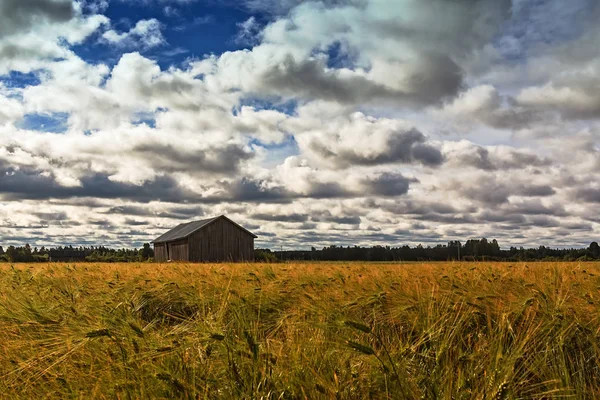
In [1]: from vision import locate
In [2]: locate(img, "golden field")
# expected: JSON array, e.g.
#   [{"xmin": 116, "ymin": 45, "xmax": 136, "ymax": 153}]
[{"xmin": 1, "ymin": 262, "xmax": 599, "ymax": 399}]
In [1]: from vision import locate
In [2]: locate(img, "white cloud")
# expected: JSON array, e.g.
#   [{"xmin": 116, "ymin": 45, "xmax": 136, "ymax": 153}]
[
  {"xmin": 0, "ymin": 84, "xmax": 24, "ymax": 125},
  {"xmin": 1, "ymin": 0, "xmax": 600, "ymax": 248},
  {"xmin": 102, "ymin": 19, "xmax": 165, "ymax": 49},
  {"xmin": 191, "ymin": 0, "xmax": 511, "ymax": 108},
  {"xmin": 438, "ymin": 85, "xmax": 538, "ymax": 129},
  {"xmin": 0, "ymin": 2, "xmax": 108, "ymax": 74}
]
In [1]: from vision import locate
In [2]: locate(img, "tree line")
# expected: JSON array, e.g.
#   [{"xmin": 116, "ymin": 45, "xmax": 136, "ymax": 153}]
[
  {"xmin": 1, "ymin": 238, "xmax": 600, "ymax": 263},
  {"xmin": 260, "ymin": 239, "xmax": 600, "ymax": 262},
  {"xmin": 0, "ymin": 244, "xmax": 154, "ymax": 263}
]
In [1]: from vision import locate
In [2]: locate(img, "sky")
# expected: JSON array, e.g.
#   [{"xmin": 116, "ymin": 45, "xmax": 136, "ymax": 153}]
[{"xmin": 1, "ymin": 0, "xmax": 600, "ymax": 250}]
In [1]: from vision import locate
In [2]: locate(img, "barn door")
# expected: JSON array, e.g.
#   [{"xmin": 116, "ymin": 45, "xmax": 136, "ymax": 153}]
[{"xmin": 166, "ymin": 243, "xmax": 171, "ymax": 261}]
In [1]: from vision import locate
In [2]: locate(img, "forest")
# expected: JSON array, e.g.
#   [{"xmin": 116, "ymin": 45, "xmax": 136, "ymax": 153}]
[
  {"xmin": 267, "ymin": 238, "xmax": 600, "ymax": 262},
  {"xmin": 1, "ymin": 238, "xmax": 600, "ymax": 262}
]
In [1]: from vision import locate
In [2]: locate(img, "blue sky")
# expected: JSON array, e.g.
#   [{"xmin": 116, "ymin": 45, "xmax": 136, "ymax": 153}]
[
  {"xmin": 76, "ymin": 0, "xmax": 258, "ymax": 69},
  {"xmin": 1, "ymin": 0, "xmax": 600, "ymax": 249}
]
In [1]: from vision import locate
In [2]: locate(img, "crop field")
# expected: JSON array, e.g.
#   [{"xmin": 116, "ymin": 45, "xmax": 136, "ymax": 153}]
[{"xmin": 1, "ymin": 262, "xmax": 600, "ymax": 399}]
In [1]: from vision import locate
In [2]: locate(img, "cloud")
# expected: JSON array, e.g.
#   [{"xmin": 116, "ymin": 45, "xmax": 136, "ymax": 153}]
[
  {"xmin": 255, "ymin": 53, "xmax": 463, "ymax": 106},
  {"xmin": 444, "ymin": 141, "xmax": 552, "ymax": 171},
  {"xmin": 287, "ymin": 107, "xmax": 443, "ymax": 168},
  {"xmin": 102, "ymin": 19, "xmax": 166, "ymax": 49},
  {"xmin": 0, "ymin": 2, "xmax": 108, "ymax": 74},
  {"xmin": 3, "ymin": 0, "xmax": 600, "ymax": 249},
  {"xmin": 439, "ymin": 85, "xmax": 539, "ymax": 129},
  {"xmin": 193, "ymin": 0, "xmax": 512, "ymax": 107},
  {"xmin": 133, "ymin": 142, "xmax": 253, "ymax": 174},
  {"xmin": 236, "ymin": 17, "xmax": 262, "ymax": 45},
  {"xmin": 445, "ymin": 174, "xmax": 557, "ymax": 207},
  {"xmin": 360, "ymin": 172, "xmax": 413, "ymax": 197},
  {"xmin": 0, "ymin": 0, "xmax": 74, "ymax": 39},
  {"xmin": 0, "ymin": 87, "xmax": 25, "ymax": 125},
  {"xmin": 239, "ymin": 0, "xmax": 358, "ymax": 15},
  {"xmin": 573, "ymin": 187, "xmax": 600, "ymax": 203},
  {"xmin": 0, "ymin": 158, "xmax": 198, "ymax": 202},
  {"xmin": 517, "ymin": 83, "xmax": 600, "ymax": 120}
]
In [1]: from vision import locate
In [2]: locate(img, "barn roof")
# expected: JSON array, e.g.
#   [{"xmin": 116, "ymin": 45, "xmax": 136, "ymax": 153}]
[{"xmin": 152, "ymin": 215, "xmax": 257, "ymax": 243}]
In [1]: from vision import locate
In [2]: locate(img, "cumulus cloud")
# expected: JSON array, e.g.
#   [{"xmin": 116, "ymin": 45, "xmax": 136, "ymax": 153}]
[
  {"xmin": 286, "ymin": 107, "xmax": 443, "ymax": 168},
  {"xmin": 0, "ymin": 86, "xmax": 25, "ymax": 125},
  {"xmin": 2, "ymin": 0, "xmax": 600, "ymax": 248},
  {"xmin": 444, "ymin": 175, "xmax": 557, "ymax": 207},
  {"xmin": 102, "ymin": 19, "xmax": 166, "ymax": 49},
  {"xmin": 517, "ymin": 83, "xmax": 600, "ymax": 120},
  {"xmin": 439, "ymin": 85, "xmax": 538, "ymax": 129},
  {"xmin": 192, "ymin": 0, "xmax": 512, "ymax": 107},
  {"xmin": 0, "ymin": 1, "xmax": 108, "ymax": 74},
  {"xmin": 0, "ymin": 0, "xmax": 74, "ymax": 39},
  {"xmin": 444, "ymin": 141, "xmax": 552, "ymax": 171}
]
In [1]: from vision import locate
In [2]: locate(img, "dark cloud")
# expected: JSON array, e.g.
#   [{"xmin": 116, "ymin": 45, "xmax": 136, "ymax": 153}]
[
  {"xmin": 372, "ymin": 0, "xmax": 512, "ymax": 55},
  {"xmin": 305, "ymin": 181, "xmax": 351, "ymax": 199},
  {"xmin": 0, "ymin": 0, "xmax": 73, "ymax": 39},
  {"xmin": 523, "ymin": 215, "xmax": 560, "ymax": 228},
  {"xmin": 361, "ymin": 173, "xmax": 412, "ymax": 196},
  {"xmin": 32, "ymin": 211, "xmax": 68, "ymax": 221},
  {"xmin": 562, "ymin": 221, "xmax": 593, "ymax": 231},
  {"xmin": 515, "ymin": 184, "xmax": 555, "ymax": 197},
  {"xmin": 124, "ymin": 219, "xmax": 149, "ymax": 226},
  {"xmin": 310, "ymin": 128, "xmax": 443, "ymax": 168},
  {"xmin": 215, "ymin": 178, "xmax": 350, "ymax": 202},
  {"xmin": 450, "ymin": 145, "xmax": 552, "ymax": 171},
  {"xmin": 371, "ymin": 198, "xmax": 468, "ymax": 216},
  {"xmin": 88, "ymin": 219, "xmax": 116, "ymax": 228},
  {"xmin": 312, "ymin": 211, "xmax": 361, "ymax": 225},
  {"xmin": 240, "ymin": 0, "xmax": 364, "ymax": 15},
  {"xmin": 478, "ymin": 212, "xmax": 526, "ymax": 224},
  {"xmin": 251, "ymin": 213, "xmax": 308, "ymax": 223},
  {"xmin": 504, "ymin": 200, "xmax": 567, "ymax": 216},
  {"xmin": 461, "ymin": 183, "xmax": 510, "ymax": 205},
  {"xmin": 260, "ymin": 54, "xmax": 463, "ymax": 107},
  {"xmin": 106, "ymin": 205, "xmax": 204, "ymax": 220},
  {"xmin": 106, "ymin": 205, "xmax": 153, "ymax": 217},
  {"xmin": 251, "ymin": 211, "xmax": 359, "ymax": 225},
  {"xmin": 220, "ymin": 178, "xmax": 292, "ymax": 203},
  {"xmin": 413, "ymin": 213, "xmax": 477, "ymax": 224},
  {"xmin": 451, "ymin": 177, "xmax": 556, "ymax": 206},
  {"xmin": 574, "ymin": 187, "xmax": 600, "ymax": 203},
  {"xmin": 0, "ymin": 162, "xmax": 197, "ymax": 202},
  {"xmin": 132, "ymin": 143, "xmax": 253, "ymax": 174}
]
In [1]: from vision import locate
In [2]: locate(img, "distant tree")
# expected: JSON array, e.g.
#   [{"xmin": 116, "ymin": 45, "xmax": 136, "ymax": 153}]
[
  {"xmin": 589, "ymin": 242, "xmax": 600, "ymax": 258},
  {"xmin": 255, "ymin": 249, "xmax": 278, "ymax": 263},
  {"xmin": 0, "ymin": 246, "xmax": 4, "ymax": 255},
  {"xmin": 6, "ymin": 246, "xmax": 16, "ymax": 262},
  {"xmin": 141, "ymin": 243, "xmax": 154, "ymax": 260}
]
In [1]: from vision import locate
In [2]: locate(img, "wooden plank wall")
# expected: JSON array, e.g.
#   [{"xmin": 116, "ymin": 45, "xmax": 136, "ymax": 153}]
[
  {"xmin": 154, "ymin": 243, "xmax": 167, "ymax": 262},
  {"xmin": 168, "ymin": 239, "xmax": 189, "ymax": 261},
  {"xmin": 188, "ymin": 218, "xmax": 254, "ymax": 262}
]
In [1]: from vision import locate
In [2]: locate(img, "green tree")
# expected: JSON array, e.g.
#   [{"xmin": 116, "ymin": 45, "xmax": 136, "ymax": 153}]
[
  {"xmin": 141, "ymin": 243, "xmax": 154, "ymax": 260},
  {"xmin": 589, "ymin": 242, "xmax": 600, "ymax": 258},
  {"xmin": 6, "ymin": 246, "xmax": 16, "ymax": 262}
]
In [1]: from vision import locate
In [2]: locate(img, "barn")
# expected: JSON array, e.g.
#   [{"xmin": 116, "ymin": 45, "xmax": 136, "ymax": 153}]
[{"xmin": 152, "ymin": 215, "xmax": 257, "ymax": 262}]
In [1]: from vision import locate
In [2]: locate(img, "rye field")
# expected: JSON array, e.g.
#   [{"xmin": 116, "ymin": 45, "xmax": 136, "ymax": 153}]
[{"xmin": 1, "ymin": 262, "xmax": 600, "ymax": 399}]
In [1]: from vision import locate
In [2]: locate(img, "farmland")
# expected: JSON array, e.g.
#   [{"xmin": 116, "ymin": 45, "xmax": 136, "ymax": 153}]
[{"xmin": 1, "ymin": 262, "xmax": 599, "ymax": 399}]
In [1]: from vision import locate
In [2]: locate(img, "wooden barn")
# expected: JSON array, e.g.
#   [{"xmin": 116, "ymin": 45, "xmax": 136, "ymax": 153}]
[{"xmin": 152, "ymin": 215, "xmax": 257, "ymax": 262}]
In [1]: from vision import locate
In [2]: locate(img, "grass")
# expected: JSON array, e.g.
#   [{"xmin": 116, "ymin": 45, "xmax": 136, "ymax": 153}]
[{"xmin": 0, "ymin": 261, "xmax": 600, "ymax": 399}]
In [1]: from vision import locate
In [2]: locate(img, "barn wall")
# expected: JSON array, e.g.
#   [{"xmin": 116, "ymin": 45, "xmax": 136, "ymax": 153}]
[
  {"xmin": 188, "ymin": 218, "xmax": 255, "ymax": 262},
  {"xmin": 188, "ymin": 219, "xmax": 222, "ymax": 262},
  {"xmin": 168, "ymin": 239, "xmax": 189, "ymax": 261},
  {"xmin": 223, "ymin": 219, "xmax": 254, "ymax": 262},
  {"xmin": 154, "ymin": 243, "xmax": 167, "ymax": 262}
]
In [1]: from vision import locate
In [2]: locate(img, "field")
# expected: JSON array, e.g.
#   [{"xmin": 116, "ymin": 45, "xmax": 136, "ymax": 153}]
[{"xmin": 1, "ymin": 262, "xmax": 600, "ymax": 399}]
